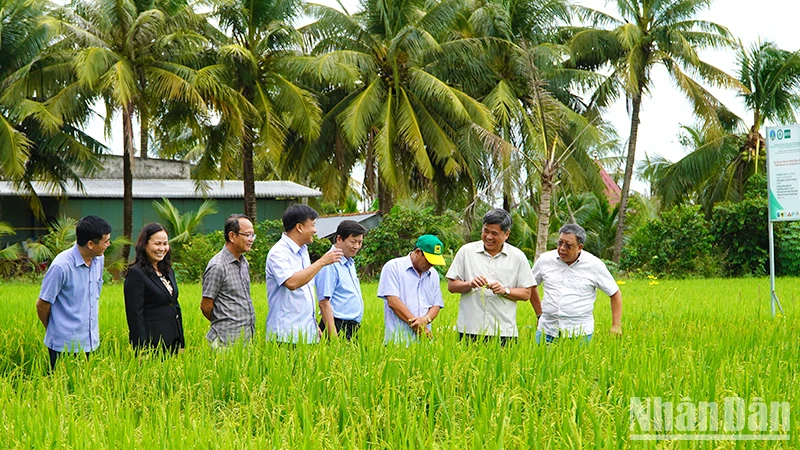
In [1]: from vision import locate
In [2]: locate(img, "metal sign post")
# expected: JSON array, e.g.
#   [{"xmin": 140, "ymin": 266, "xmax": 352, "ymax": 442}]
[{"xmin": 765, "ymin": 125, "xmax": 799, "ymax": 316}]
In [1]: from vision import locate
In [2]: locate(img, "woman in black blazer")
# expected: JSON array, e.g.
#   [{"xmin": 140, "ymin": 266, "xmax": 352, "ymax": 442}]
[{"xmin": 124, "ymin": 223, "xmax": 184, "ymax": 353}]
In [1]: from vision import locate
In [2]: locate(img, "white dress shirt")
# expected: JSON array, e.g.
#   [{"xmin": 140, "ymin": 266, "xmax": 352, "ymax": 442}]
[
  {"xmin": 532, "ymin": 249, "xmax": 619, "ymax": 337},
  {"xmin": 265, "ymin": 234, "xmax": 318, "ymax": 344}
]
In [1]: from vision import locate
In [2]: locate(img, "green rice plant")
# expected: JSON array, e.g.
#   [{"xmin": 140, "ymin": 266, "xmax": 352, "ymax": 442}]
[{"xmin": 0, "ymin": 278, "xmax": 797, "ymax": 448}]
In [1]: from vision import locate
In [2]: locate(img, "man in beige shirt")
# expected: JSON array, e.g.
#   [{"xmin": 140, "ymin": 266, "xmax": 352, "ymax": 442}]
[{"xmin": 446, "ymin": 209, "xmax": 534, "ymax": 345}]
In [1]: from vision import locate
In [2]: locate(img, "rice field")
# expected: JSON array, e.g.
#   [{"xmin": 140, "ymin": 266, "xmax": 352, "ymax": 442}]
[{"xmin": 0, "ymin": 277, "xmax": 797, "ymax": 448}]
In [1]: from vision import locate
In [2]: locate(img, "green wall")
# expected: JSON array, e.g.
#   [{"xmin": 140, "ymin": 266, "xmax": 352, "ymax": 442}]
[{"xmin": 1, "ymin": 197, "xmax": 297, "ymax": 245}]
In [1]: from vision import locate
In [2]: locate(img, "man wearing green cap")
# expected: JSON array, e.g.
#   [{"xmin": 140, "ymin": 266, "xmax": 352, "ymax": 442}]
[{"xmin": 378, "ymin": 234, "xmax": 446, "ymax": 345}]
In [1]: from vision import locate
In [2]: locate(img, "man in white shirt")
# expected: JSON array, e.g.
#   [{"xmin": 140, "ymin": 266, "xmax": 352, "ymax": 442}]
[
  {"xmin": 446, "ymin": 209, "xmax": 534, "ymax": 346},
  {"xmin": 530, "ymin": 223, "xmax": 622, "ymax": 344}
]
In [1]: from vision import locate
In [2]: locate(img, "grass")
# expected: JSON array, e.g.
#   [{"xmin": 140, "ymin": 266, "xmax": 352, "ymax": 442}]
[{"xmin": 0, "ymin": 277, "xmax": 798, "ymax": 448}]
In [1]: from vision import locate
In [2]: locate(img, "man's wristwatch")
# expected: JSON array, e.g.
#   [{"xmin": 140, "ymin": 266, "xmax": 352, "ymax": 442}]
[{"xmin": 504, "ymin": 287, "xmax": 511, "ymax": 296}]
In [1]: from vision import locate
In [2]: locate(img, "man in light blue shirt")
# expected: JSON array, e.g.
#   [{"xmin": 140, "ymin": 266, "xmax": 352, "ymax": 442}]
[
  {"xmin": 36, "ymin": 216, "xmax": 112, "ymax": 370},
  {"xmin": 266, "ymin": 205, "xmax": 343, "ymax": 344},
  {"xmin": 316, "ymin": 220, "xmax": 367, "ymax": 340},
  {"xmin": 378, "ymin": 235, "xmax": 446, "ymax": 345}
]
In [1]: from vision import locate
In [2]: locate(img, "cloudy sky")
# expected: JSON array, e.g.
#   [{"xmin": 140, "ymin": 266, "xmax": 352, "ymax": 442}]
[
  {"xmin": 85, "ymin": 0, "xmax": 800, "ymax": 192},
  {"xmin": 578, "ymin": 0, "xmax": 800, "ymax": 165}
]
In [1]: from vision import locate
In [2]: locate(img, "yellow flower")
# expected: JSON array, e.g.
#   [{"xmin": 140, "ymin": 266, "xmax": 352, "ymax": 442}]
[
  {"xmin": 649, "ymin": 281, "xmax": 659, "ymax": 286},
  {"xmin": 616, "ymin": 280, "xmax": 626, "ymax": 285}
]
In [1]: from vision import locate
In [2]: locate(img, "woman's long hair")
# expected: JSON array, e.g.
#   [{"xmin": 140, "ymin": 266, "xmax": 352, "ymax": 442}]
[{"xmin": 132, "ymin": 223, "xmax": 172, "ymax": 277}]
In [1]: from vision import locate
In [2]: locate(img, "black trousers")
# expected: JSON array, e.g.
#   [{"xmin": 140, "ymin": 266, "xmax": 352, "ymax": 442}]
[
  {"xmin": 458, "ymin": 332, "xmax": 517, "ymax": 347},
  {"xmin": 48, "ymin": 348, "xmax": 90, "ymax": 371},
  {"xmin": 319, "ymin": 318, "xmax": 361, "ymax": 340}
]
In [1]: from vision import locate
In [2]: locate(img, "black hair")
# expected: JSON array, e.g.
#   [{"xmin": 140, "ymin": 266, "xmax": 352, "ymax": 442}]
[
  {"xmin": 483, "ymin": 208, "xmax": 513, "ymax": 232},
  {"xmin": 282, "ymin": 204, "xmax": 319, "ymax": 232},
  {"xmin": 131, "ymin": 223, "xmax": 172, "ymax": 276},
  {"xmin": 224, "ymin": 214, "xmax": 251, "ymax": 242},
  {"xmin": 76, "ymin": 215, "xmax": 112, "ymax": 246},
  {"xmin": 335, "ymin": 220, "xmax": 367, "ymax": 242}
]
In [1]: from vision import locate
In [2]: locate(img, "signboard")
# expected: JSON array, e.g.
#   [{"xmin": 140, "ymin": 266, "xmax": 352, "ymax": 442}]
[
  {"xmin": 766, "ymin": 125, "xmax": 790, "ymax": 317},
  {"xmin": 767, "ymin": 124, "xmax": 800, "ymax": 221}
]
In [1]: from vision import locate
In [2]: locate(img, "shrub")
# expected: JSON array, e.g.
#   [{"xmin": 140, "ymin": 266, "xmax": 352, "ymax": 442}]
[
  {"xmin": 776, "ymin": 222, "xmax": 800, "ymax": 276},
  {"xmin": 711, "ymin": 196, "xmax": 768, "ymax": 277},
  {"xmin": 172, "ymin": 231, "xmax": 224, "ymax": 283},
  {"xmin": 358, "ymin": 206, "xmax": 464, "ymax": 279},
  {"xmin": 620, "ymin": 205, "xmax": 719, "ymax": 278},
  {"xmin": 171, "ymin": 219, "xmax": 337, "ymax": 283}
]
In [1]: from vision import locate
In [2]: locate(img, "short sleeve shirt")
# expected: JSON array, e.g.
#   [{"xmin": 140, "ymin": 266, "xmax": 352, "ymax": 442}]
[
  {"xmin": 377, "ymin": 255, "xmax": 444, "ymax": 345},
  {"xmin": 39, "ymin": 244, "xmax": 104, "ymax": 352},
  {"xmin": 531, "ymin": 249, "xmax": 619, "ymax": 337},
  {"xmin": 446, "ymin": 241, "xmax": 534, "ymax": 337},
  {"xmin": 315, "ymin": 245, "xmax": 364, "ymax": 322},
  {"xmin": 265, "ymin": 234, "xmax": 318, "ymax": 344},
  {"xmin": 202, "ymin": 246, "xmax": 255, "ymax": 345}
]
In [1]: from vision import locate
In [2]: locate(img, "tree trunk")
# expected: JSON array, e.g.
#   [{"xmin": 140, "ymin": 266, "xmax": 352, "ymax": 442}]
[
  {"xmin": 242, "ymin": 137, "xmax": 257, "ymax": 222},
  {"xmin": 749, "ymin": 123, "xmax": 763, "ymax": 175},
  {"xmin": 612, "ymin": 94, "xmax": 642, "ymax": 263},
  {"xmin": 122, "ymin": 104, "xmax": 135, "ymax": 264},
  {"xmin": 139, "ymin": 112, "xmax": 149, "ymax": 159},
  {"xmin": 378, "ymin": 175, "xmax": 394, "ymax": 215},
  {"xmin": 138, "ymin": 70, "xmax": 148, "ymax": 159},
  {"xmin": 434, "ymin": 180, "xmax": 445, "ymax": 215},
  {"xmin": 534, "ymin": 162, "xmax": 555, "ymax": 261}
]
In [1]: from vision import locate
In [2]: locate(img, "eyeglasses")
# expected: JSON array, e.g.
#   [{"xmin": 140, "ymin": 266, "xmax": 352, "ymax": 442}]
[
  {"xmin": 557, "ymin": 240, "xmax": 575, "ymax": 250},
  {"xmin": 236, "ymin": 232, "xmax": 257, "ymax": 241}
]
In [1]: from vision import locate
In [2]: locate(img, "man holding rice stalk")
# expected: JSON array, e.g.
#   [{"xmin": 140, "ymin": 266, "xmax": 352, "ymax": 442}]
[
  {"xmin": 446, "ymin": 208, "xmax": 535, "ymax": 346},
  {"xmin": 378, "ymin": 234, "xmax": 445, "ymax": 345},
  {"xmin": 530, "ymin": 223, "xmax": 622, "ymax": 344}
]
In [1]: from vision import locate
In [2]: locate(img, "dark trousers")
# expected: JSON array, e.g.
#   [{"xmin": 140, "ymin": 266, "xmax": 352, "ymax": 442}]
[
  {"xmin": 48, "ymin": 348, "xmax": 90, "ymax": 371},
  {"xmin": 458, "ymin": 332, "xmax": 517, "ymax": 347},
  {"xmin": 319, "ymin": 318, "xmax": 361, "ymax": 340}
]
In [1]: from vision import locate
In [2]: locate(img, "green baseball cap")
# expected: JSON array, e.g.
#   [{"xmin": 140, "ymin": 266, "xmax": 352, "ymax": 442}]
[{"xmin": 416, "ymin": 234, "xmax": 445, "ymax": 266}]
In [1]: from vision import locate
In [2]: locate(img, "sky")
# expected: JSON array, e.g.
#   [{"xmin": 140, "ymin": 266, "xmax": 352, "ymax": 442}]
[{"xmin": 84, "ymin": 0, "xmax": 800, "ymax": 194}]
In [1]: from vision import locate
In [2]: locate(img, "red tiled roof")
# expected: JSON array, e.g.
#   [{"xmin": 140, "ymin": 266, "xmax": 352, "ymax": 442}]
[{"xmin": 596, "ymin": 162, "xmax": 621, "ymax": 205}]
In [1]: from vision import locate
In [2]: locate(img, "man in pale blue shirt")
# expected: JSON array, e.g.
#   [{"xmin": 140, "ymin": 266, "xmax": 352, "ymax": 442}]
[
  {"xmin": 36, "ymin": 216, "xmax": 112, "ymax": 370},
  {"xmin": 316, "ymin": 220, "xmax": 367, "ymax": 340},
  {"xmin": 265, "ymin": 205, "xmax": 343, "ymax": 344},
  {"xmin": 378, "ymin": 234, "xmax": 445, "ymax": 345}
]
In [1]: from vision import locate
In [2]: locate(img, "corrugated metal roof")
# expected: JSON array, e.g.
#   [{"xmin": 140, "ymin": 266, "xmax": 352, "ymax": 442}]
[
  {"xmin": 0, "ymin": 179, "xmax": 322, "ymax": 199},
  {"xmin": 315, "ymin": 212, "xmax": 380, "ymax": 238}
]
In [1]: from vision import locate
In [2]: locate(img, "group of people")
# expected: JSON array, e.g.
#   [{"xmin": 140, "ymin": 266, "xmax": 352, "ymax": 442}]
[{"xmin": 35, "ymin": 206, "xmax": 623, "ymax": 369}]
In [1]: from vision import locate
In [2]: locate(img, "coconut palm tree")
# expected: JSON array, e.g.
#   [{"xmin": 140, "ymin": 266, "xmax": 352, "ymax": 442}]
[
  {"xmin": 652, "ymin": 124, "xmax": 745, "ymax": 212},
  {"xmin": 654, "ymin": 41, "xmax": 800, "ymax": 212},
  {"xmin": 738, "ymin": 41, "xmax": 800, "ymax": 174},
  {"xmin": 0, "ymin": 0, "xmax": 106, "ymax": 218},
  {"xmin": 301, "ymin": 0, "xmax": 494, "ymax": 213},
  {"xmin": 568, "ymin": 0, "xmax": 741, "ymax": 262},
  {"xmin": 192, "ymin": 0, "xmax": 322, "ymax": 222},
  {"xmin": 53, "ymin": 0, "xmax": 231, "ymax": 260},
  {"xmin": 453, "ymin": 0, "xmax": 614, "ymax": 258}
]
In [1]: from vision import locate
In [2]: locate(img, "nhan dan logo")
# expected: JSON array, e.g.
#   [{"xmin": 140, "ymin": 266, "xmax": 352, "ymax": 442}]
[{"xmin": 630, "ymin": 397, "xmax": 790, "ymax": 441}]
